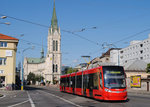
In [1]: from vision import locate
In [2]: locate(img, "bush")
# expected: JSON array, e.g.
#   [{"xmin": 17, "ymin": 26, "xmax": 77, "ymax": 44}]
[{"xmin": 146, "ymin": 63, "xmax": 150, "ymax": 73}]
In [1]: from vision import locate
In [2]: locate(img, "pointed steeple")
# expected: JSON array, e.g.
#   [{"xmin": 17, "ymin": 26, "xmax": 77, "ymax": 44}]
[
  {"xmin": 51, "ymin": 0, "xmax": 58, "ymax": 32},
  {"xmin": 41, "ymin": 41, "xmax": 44, "ymax": 58}
]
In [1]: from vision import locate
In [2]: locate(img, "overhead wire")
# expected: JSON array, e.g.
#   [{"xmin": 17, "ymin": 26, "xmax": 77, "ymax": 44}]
[
  {"xmin": 0, "ymin": 13, "xmax": 100, "ymax": 46},
  {"xmin": 112, "ymin": 28, "xmax": 150, "ymax": 45},
  {"xmin": 2, "ymin": 13, "xmax": 150, "ymax": 59}
]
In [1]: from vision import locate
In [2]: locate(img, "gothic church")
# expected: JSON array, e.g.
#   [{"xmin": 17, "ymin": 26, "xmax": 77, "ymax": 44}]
[{"xmin": 24, "ymin": 1, "xmax": 61, "ymax": 84}]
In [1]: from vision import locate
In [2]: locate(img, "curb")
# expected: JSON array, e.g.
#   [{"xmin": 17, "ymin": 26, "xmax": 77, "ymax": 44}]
[{"xmin": 127, "ymin": 90, "xmax": 150, "ymax": 95}]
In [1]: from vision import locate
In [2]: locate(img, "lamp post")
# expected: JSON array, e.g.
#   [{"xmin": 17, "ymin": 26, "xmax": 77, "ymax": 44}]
[
  {"xmin": 0, "ymin": 16, "xmax": 10, "ymax": 25},
  {"xmin": 21, "ymin": 46, "xmax": 34, "ymax": 90},
  {"xmin": 0, "ymin": 16, "xmax": 7, "ymax": 19},
  {"xmin": 0, "ymin": 22, "xmax": 10, "ymax": 25}
]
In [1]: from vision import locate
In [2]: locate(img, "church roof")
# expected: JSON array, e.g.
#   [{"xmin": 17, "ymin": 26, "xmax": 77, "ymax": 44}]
[
  {"xmin": 50, "ymin": 0, "xmax": 59, "ymax": 33},
  {"xmin": 27, "ymin": 58, "xmax": 45, "ymax": 64},
  {"xmin": 51, "ymin": 1, "xmax": 58, "ymax": 29}
]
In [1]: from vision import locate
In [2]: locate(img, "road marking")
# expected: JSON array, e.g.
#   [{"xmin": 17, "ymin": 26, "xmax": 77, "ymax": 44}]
[
  {"xmin": 39, "ymin": 90, "xmax": 83, "ymax": 107},
  {"xmin": 8, "ymin": 100, "xmax": 29, "ymax": 107},
  {"xmin": 27, "ymin": 91, "xmax": 35, "ymax": 107}
]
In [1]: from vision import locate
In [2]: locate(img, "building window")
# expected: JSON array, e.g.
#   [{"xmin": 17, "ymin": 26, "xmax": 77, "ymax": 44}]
[
  {"xmin": 0, "ymin": 58, "xmax": 6, "ymax": 65},
  {"xmin": 140, "ymin": 44, "xmax": 143, "ymax": 47},
  {"xmin": 53, "ymin": 41, "xmax": 55, "ymax": 51},
  {"xmin": 106, "ymin": 58, "xmax": 109, "ymax": 61},
  {"xmin": 140, "ymin": 57, "xmax": 143, "ymax": 60},
  {"xmin": 53, "ymin": 40, "xmax": 58, "ymax": 51},
  {"xmin": 140, "ymin": 50, "xmax": 143, "ymax": 54},
  {"xmin": 53, "ymin": 64, "xmax": 55, "ymax": 73},
  {"xmin": 56, "ymin": 41, "xmax": 58, "ymax": 51},
  {"xmin": 56, "ymin": 64, "xmax": 57, "ymax": 72},
  {"xmin": 0, "ymin": 70, "xmax": 4, "ymax": 74},
  {"xmin": 53, "ymin": 64, "xmax": 58, "ymax": 72},
  {"xmin": 0, "ymin": 42, "xmax": 7, "ymax": 47},
  {"xmin": 120, "ymin": 51, "xmax": 123, "ymax": 54},
  {"xmin": 120, "ymin": 56, "xmax": 123, "ymax": 59}
]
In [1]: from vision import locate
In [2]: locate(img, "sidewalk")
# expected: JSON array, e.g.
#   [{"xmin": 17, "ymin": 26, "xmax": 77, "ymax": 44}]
[{"xmin": 127, "ymin": 88, "xmax": 150, "ymax": 95}]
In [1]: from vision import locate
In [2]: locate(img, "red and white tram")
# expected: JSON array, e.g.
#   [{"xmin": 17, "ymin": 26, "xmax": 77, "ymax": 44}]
[{"xmin": 60, "ymin": 66, "xmax": 127, "ymax": 101}]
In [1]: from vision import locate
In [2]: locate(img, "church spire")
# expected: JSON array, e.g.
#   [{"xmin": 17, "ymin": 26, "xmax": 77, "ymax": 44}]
[
  {"xmin": 51, "ymin": 0, "xmax": 58, "ymax": 31},
  {"xmin": 41, "ymin": 40, "xmax": 44, "ymax": 58}
]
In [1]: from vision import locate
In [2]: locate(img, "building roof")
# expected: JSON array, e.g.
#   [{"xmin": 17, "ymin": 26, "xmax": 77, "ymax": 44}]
[
  {"xmin": 50, "ymin": 0, "xmax": 58, "ymax": 33},
  {"xmin": 100, "ymin": 48, "xmax": 120, "ymax": 58},
  {"xmin": 0, "ymin": 33, "xmax": 18, "ymax": 40},
  {"xmin": 125, "ymin": 60, "xmax": 147, "ymax": 71},
  {"xmin": 27, "ymin": 58, "xmax": 45, "ymax": 64}
]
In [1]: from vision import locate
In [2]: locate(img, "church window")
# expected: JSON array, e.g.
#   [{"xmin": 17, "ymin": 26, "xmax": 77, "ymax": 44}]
[
  {"xmin": 53, "ymin": 64, "xmax": 55, "ymax": 73},
  {"xmin": 56, "ymin": 41, "xmax": 58, "ymax": 51},
  {"xmin": 56, "ymin": 64, "xmax": 58, "ymax": 72},
  {"xmin": 53, "ymin": 41, "xmax": 55, "ymax": 51}
]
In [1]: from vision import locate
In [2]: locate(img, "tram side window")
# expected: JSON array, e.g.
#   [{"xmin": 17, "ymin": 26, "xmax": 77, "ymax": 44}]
[
  {"xmin": 60, "ymin": 78, "xmax": 62, "ymax": 86},
  {"xmin": 66, "ymin": 77, "xmax": 69, "ymax": 87},
  {"xmin": 71, "ymin": 76, "xmax": 75, "ymax": 88},
  {"xmin": 93, "ymin": 73, "xmax": 99, "ymax": 89},
  {"xmin": 77, "ymin": 75, "xmax": 82, "ymax": 88},
  {"xmin": 100, "ymin": 72, "xmax": 103, "ymax": 88},
  {"xmin": 60, "ymin": 78, "xmax": 65, "ymax": 87},
  {"xmin": 88, "ymin": 74, "xmax": 94, "ymax": 89},
  {"xmin": 83, "ymin": 74, "xmax": 88, "ymax": 89},
  {"xmin": 88, "ymin": 73, "xmax": 99, "ymax": 89}
]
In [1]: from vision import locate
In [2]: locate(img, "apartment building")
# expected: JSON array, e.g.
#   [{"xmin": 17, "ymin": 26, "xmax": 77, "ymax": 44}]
[
  {"xmin": 0, "ymin": 33, "xmax": 18, "ymax": 88},
  {"xmin": 111, "ymin": 35, "xmax": 150, "ymax": 70}
]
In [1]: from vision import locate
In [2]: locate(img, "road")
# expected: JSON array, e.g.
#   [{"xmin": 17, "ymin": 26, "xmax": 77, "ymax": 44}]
[{"xmin": 0, "ymin": 86, "xmax": 150, "ymax": 107}]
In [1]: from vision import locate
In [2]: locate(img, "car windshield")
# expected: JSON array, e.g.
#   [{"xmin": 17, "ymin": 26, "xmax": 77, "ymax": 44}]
[{"xmin": 103, "ymin": 66, "xmax": 126, "ymax": 89}]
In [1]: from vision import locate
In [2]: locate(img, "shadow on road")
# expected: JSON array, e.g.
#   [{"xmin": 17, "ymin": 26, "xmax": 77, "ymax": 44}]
[{"xmin": 24, "ymin": 85, "xmax": 46, "ymax": 91}]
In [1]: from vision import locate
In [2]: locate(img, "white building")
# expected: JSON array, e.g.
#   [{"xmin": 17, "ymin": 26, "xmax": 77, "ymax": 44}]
[
  {"xmin": 110, "ymin": 48, "xmax": 120, "ymax": 66},
  {"xmin": 111, "ymin": 35, "xmax": 150, "ymax": 70},
  {"xmin": 24, "ymin": 1, "xmax": 61, "ymax": 84}
]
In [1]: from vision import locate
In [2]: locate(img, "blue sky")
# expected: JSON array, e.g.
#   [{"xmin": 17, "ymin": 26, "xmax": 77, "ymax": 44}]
[{"xmin": 1, "ymin": 0, "xmax": 150, "ymax": 67}]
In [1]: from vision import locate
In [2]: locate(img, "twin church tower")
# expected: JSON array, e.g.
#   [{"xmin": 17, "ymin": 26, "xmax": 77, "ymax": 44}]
[{"xmin": 24, "ymin": 1, "xmax": 61, "ymax": 84}]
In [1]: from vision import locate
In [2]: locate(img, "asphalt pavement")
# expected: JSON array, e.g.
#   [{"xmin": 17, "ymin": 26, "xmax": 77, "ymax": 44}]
[{"xmin": 0, "ymin": 85, "xmax": 150, "ymax": 107}]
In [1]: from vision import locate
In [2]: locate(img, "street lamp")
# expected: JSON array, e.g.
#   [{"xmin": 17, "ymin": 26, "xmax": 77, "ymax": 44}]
[
  {"xmin": 0, "ymin": 16, "xmax": 7, "ymax": 19},
  {"xmin": 21, "ymin": 46, "xmax": 34, "ymax": 90},
  {"xmin": 0, "ymin": 16, "xmax": 10, "ymax": 25},
  {"xmin": 0, "ymin": 22, "xmax": 10, "ymax": 25}
]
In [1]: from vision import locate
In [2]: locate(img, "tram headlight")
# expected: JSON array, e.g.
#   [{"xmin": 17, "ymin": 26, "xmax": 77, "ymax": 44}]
[{"xmin": 105, "ymin": 89, "xmax": 112, "ymax": 92}]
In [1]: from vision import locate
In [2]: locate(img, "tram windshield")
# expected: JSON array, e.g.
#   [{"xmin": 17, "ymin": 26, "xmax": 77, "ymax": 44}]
[{"xmin": 103, "ymin": 66, "xmax": 126, "ymax": 89}]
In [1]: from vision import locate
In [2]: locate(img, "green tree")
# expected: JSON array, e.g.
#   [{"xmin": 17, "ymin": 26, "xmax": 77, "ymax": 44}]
[
  {"xmin": 35, "ymin": 75, "xmax": 44, "ymax": 82},
  {"xmin": 66, "ymin": 67, "xmax": 77, "ymax": 74},
  {"xmin": 146, "ymin": 63, "xmax": 150, "ymax": 73},
  {"xmin": 27, "ymin": 72, "xmax": 36, "ymax": 84}
]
